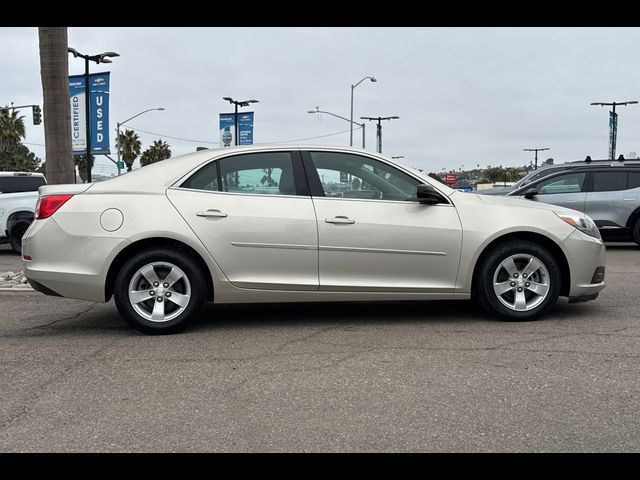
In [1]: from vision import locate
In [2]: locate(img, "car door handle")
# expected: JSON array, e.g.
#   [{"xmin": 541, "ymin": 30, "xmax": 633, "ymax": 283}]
[
  {"xmin": 196, "ymin": 209, "xmax": 228, "ymax": 218},
  {"xmin": 325, "ymin": 216, "xmax": 355, "ymax": 225},
  {"xmin": 564, "ymin": 200, "xmax": 579, "ymax": 204}
]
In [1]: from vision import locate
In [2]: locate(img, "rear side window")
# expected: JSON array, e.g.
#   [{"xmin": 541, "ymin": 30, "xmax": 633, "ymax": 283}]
[
  {"xmin": 592, "ymin": 171, "xmax": 627, "ymax": 192},
  {"xmin": 628, "ymin": 172, "xmax": 640, "ymax": 189},
  {"xmin": 0, "ymin": 176, "xmax": 46, "ymax": 194},
  {"xmin": 181, "ymin": 161, "xmax": 219, "ymax": 191}
]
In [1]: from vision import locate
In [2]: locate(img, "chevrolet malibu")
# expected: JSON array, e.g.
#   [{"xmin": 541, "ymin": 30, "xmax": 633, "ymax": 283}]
[{"xmin": 22, "ymin": 146, "xmax": 606, "ymax": 334}]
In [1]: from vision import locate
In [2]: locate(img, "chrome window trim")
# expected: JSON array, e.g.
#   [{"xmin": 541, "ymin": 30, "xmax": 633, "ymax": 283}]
[{"xmin": 168, "ymin": 186, "xmax": 306, "ymax": 200}]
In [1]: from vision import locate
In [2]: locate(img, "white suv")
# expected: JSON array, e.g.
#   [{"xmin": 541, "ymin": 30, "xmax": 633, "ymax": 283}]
[{"xmin": 0, "ymin": 172, "xmax": 47, "ymax": 253}]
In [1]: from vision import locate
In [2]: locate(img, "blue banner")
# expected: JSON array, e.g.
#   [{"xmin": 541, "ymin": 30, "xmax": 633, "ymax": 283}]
[
  {"xmin": 219, "ymin": 112, "xmax": 254, "ymax": 147},
  {"xmin": 69, "ymin": 72, "xmax": 111, "ymax": 155}
]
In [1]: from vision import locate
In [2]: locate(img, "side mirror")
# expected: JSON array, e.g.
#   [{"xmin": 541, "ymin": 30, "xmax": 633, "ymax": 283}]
[
  {"xmin": 417, "ymin": 184, "xmax": 445, "ymax": 204},
  {"xmin": 524, "ymin": 188, "xmax": 538, "ymax": 199}
]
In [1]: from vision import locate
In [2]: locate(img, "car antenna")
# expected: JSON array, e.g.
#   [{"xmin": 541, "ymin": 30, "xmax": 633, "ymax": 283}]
[
  {"xmin": 584, "ymin": 155, "xmax": 592, "ymax": 163},
  {"xmin": 618, "ymin": 154, "xmax": 625, "ymax": 162}
]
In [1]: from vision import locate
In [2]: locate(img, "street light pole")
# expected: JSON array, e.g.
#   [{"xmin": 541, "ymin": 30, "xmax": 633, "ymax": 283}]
[
  {"xmin": 591, "ymin": 100, "xmax": 638, "ymax": 160},
  {"xmin": 360, "ymin": 116, "xmax": 399, "ymax": 153},
  {"xmin": 68, "ymin": 48, "xmax": 119, "ymax": 183},
  {"xmin": 116, "ymin": 107, "xmax": 165, "ymax": 175},
  {"xmin": 308, "ymin": 106, "xmax": 366, "ymax": 148},
  {"xmin": 223, "ymin": 97, "xmax": 259, "ymax": 146},
  {"xmin": 523, "ymin": 147, "xmax": 550, "ymax": 170},
  {"xmin": 350, "ymin": 76, "xmax": 377, "ymax": 147}
]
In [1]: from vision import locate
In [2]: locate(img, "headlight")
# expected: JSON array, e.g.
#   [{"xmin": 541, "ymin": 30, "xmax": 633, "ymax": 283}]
[{"xmin": 555, "ymin": 212, "xmax": 601, "ymax": 239}]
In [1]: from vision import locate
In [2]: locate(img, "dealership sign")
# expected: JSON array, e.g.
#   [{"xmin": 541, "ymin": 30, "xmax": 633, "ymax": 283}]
[
  {"xmin": 444, "ymin": 174, "xmax": 457, "ymax": 185},
  {"xmin": 219, "ymin": 112, "xmax": 254, "ymax": 147},
  {"xmin": 69, "ymin": 72, "xmax": 111, "ymax": 155}
]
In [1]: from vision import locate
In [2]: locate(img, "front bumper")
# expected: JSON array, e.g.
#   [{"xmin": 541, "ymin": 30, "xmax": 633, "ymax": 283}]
[{"xmin": 564, "ymin": 229, "xmax": 606, "ymax": 300}]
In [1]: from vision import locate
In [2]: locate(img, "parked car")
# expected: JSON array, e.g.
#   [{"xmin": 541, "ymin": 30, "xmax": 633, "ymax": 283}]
[
  {"xmin": 507, "ymin": 163, "xmax": 640, "ymax": 243},
  {"xmin": 0, "ymin": 172, "xmax": 47, "ymax": 253},
  {"xmin": 479, "ymin": 157, "xmax": 640, "ymax": 196},
  {"xmin": 22, "ymin": 146, "xmax": 606, "ymax": 334}
]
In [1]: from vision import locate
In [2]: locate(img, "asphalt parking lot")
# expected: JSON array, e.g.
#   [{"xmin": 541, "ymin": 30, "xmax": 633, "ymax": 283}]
[{"xmin": 0, "ymin": 242, "xmax": 639, "ymax": 452}]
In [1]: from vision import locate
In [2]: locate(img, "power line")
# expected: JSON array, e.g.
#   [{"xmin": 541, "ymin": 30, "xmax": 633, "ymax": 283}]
[
  {"xmin": 126, "ymin": 125, "xmax": 219, "ymax": 144},
  {"xmin": 261, "ymin": 126, "xmax": 361, "ymax": 145}
]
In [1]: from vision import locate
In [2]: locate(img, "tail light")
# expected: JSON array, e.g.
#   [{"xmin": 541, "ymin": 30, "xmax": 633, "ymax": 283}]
[{"xmin": 35, "ymin": 194, "xmax": 74, "ymax": 220}]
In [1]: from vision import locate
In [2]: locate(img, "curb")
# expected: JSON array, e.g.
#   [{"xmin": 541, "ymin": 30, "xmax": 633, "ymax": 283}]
[{"xmin": 0, "ymin": 287, "xmax": 35, "ymax": 292}]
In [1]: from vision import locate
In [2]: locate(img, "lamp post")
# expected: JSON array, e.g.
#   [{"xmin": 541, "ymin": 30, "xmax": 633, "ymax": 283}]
[
  {"xmin": 350, "ymin": 76, "xmax": 376, "ymax": 147},
  {"xmin": 68, "ymin": 48, "xmax": 119, "ymax": 183},
  {"xmin": 116, "ymin": 107, "xmax": 165, "ymax": 175},
  {"xmin": 360, "ymin": 116, "xmax": 399, "ymax": 153},
  {"xmin": 590, "ymin": 100, "xmax": 638, "ymax": 160},
  {"xmin": 523, "ymin": 147, "xmax": 550, "ymax": 170},
  {"xmin": 308, "ymin": 106, "xmax": 366, "ymax": 148},
  {"xmin": 222, "ymin": 97, "xmax": 259, "ymax": 146}
]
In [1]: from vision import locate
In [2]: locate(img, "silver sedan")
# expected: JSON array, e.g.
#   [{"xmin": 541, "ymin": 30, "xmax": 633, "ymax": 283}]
[{"xmin": 22, "ymin": 146, "xmax": 606, "ymax": 334}]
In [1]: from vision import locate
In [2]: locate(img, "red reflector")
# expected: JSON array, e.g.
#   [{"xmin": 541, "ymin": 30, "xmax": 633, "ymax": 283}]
[
  {"xmin": 23, "ymin": 255, "xmax": 32, "ymax": 261},
  {"xmin": 35, "ymin": 194, "xmax": 74, "ymax": 220}
]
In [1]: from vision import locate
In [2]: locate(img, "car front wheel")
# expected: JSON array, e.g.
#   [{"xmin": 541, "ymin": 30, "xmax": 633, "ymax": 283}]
[
  {"xmin": 114, "ymin": 247, "xmax": 207, "ymax": 334},
  {"xmin": 475, "ymin": 240, "xmax": 561, "ymax": 321}
]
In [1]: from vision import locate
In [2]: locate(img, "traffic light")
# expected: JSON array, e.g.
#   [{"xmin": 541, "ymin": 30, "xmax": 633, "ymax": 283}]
[{"xmin": 32, "ymin": 105, "xmax": 41, "ymax": 125}]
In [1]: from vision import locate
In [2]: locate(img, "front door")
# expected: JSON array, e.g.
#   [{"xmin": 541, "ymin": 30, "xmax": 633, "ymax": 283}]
[
  {"xmin": 525, "ymin": 171, "xmax": 588, "ymax": 211},
  {"xmin": 167, "ymin": 151, "xmax": 319, "ymax": 290},
  {"xmin": 304, "ymin": 150, "xmax": 462, "ymax": 292}
]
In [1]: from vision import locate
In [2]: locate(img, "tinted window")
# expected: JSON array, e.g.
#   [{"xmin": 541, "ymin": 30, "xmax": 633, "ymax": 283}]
[
  {"xmin": 536, "ymin": 172, "xmax": 586, "ymax": 195},
  {"xmin": 0, "ymin": 176, "xmax": 46, "ymax": 194},
  {"xmin": 219, "ymin": 152, "xmax": 295, "ymax": 195},
  {"xmin": 309, "ymin": 152, "xmax": 420, "ymax": 201},
  {"xmin": 592, "ymin": 171, "xmax": 627, "ymax": 192},
  {"xmin": 181, "ymin": 161, "xmax": 219, "ymax": 191},
  {"xmin": 629, "ymin": 172, "xmax": 640, "ymax": 189}
]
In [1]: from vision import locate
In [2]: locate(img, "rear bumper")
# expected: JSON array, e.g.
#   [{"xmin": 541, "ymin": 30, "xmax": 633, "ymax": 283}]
[{"xmin": 22, "ymin": 217, "xmax": 128, "ymax": 302}]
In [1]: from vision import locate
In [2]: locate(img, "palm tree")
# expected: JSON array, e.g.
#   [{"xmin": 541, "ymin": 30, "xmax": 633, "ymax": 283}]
[
  {"xmin": 0, "ymin": 107, "xmax": 26, "ymax": 153},
  {"xmin": 140, "ymin": 139, "xmax": 171, "ymax": 167},
  {"xmin": 73, "ymin": 154, "xmax": 94, "ymax": 183},
  {"xmin": 117, "ymin": 129, "xmax": 141, "ymax": 171},
  {"xmin": 38, "ymin": 27, "xmax": 74, "ymax": 184}
]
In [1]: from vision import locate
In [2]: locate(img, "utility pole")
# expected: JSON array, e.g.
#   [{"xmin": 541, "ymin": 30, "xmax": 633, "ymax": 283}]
[
  {"xmin": 223, "ymin": 97, "xmax": 259, "ymax": 146},
  {"xmin": 591, "ymin": 100, "xmax": 638, "ymax": 160},
  {"xmin": 523, "ymin": 147, "xmax": 550, "ymax": 170},
  {"xmin": 360, "ymin": 116, "xmax": 399, "ymax": 153},
  {"xmin": 350, "ymin": 76, "xmax": 376, "ymax": 147}
]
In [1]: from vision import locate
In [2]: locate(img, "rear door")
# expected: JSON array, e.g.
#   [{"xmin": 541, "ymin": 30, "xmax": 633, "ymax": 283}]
[
  {"xmin": 585, "ymin": 169, "xmax": 639, "ymax": 228},
  {"xmin": 167, "ymin": 150, "xmax": 319, "ymax": 291}
]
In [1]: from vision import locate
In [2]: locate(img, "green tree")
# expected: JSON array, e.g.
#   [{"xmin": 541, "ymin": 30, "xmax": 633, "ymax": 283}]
[
  {"xmin": 117, "ymin": 129, "xmax": 142, "ymax": 171},
  {"xmin": 0, "ymin": 144, "xmax": 42, "ymax": 172},
  {"xmin": 0, "ymin": 107, "xmax": 26, "ymax": 153},
  {"xmin": 140, "ymin": 139, "xmax": 171, "ymax": 167},
  {"xmin": 38, "ymin": 27, "xmax": 74, "ymax": 184},
  {"xmin": 73, "ymin": 154, "xmax": 94, "ymax": 183}
]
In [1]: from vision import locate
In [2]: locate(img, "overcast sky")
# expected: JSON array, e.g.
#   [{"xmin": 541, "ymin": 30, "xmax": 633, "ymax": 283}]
[{"xmin": 3, "ymin": 27, "xmax": 640, "ymax": 176}]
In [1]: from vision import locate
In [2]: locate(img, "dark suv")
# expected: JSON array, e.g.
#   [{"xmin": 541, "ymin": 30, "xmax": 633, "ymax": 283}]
[{"xmin": 507, "ymin": 162, "xmax": 640, "ymax": 244}]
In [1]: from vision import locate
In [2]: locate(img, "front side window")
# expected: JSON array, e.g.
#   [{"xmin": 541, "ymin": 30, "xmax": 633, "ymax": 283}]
[
  {"xmin": 181, "ymin": 152, "xmax": 296, "ymax": 195},
  {"xmin": 536, "ymin": 172, "xmax": 586, "ymax": 195},
  {"xmin": 309, "ymin": 152, "xmax": 420, "ymax": 201}
]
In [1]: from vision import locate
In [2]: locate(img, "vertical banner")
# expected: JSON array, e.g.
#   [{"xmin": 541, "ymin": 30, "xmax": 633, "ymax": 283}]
[
  {"xmin": 609, "ymin": 110, "xmax": 618, "ymax": 159},
  {"xmin": 69, "ymin": 72, "xmax": 111, "ymax": 155},
  {"xmin": 219, "ymin": 112, "xmax": 254, "ymax": 147}
]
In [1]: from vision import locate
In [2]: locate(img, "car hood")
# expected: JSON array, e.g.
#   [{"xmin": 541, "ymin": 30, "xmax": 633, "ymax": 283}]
[{"xmin": 454, "ymin": 191, "xmax": 583, "ymax": 216}]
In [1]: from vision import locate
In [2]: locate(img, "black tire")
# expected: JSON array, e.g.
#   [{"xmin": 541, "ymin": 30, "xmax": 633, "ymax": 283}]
[
  {"xmin": 8, "ymin": 221, "xmax": 30, "ymax": 254},
  {"xmin": 114, "ymin": 247, "xmax": 207, "ymax": 334},
  {"xmin": 631, "ymin": 217, "xmax": 640, "ymax": 245},
  {"xmin": 475, "ymin": 240, "xmax": 561, "ymax": 321}
]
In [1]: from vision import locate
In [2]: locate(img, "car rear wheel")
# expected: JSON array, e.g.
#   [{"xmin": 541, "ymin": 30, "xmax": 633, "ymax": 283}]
[
  {"xmin": 114, "ymin": 247, "xmax": 207, "ymax": 334},
  {"xmin": 631, "ymin": 217, "xmax": 640, "ymax": 246},
  {"xmin": 8, "ymin": 221, "xmax": 30, "ymax": 254},
  {"xmin": 475, "ymin": 240, "xmax": 561, "ymax": 321}
]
